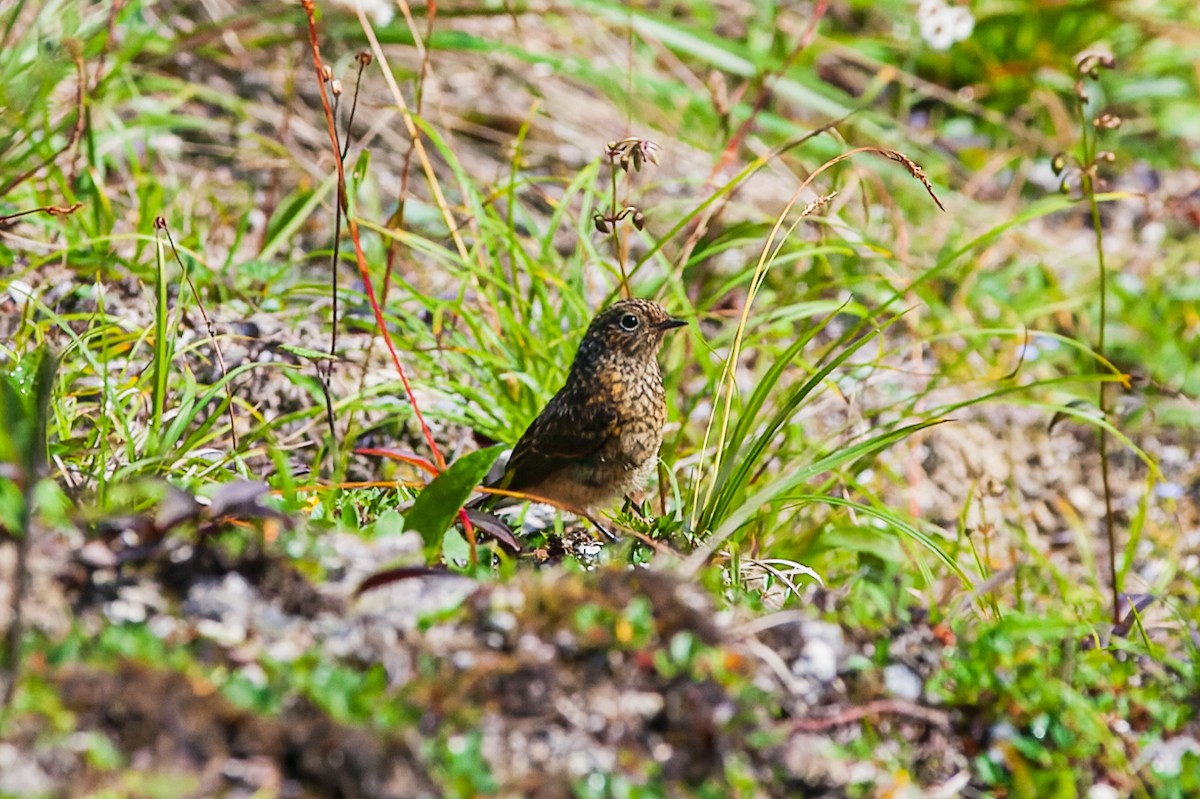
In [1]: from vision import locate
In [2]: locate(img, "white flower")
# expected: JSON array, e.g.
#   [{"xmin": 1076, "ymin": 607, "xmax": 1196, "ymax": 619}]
[
  {"xmin": 916, "ymin": 0, "xmax": 975, "ymax": 51},
  {"xmin": 330, "ymin": 0, "xmax": 394, "ymax": 26}
]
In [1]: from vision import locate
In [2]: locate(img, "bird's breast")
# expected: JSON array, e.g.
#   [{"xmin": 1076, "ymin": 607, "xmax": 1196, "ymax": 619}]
[{"xmin": 601, "ymin": 367, "xmax": 666, "ymax": 467}]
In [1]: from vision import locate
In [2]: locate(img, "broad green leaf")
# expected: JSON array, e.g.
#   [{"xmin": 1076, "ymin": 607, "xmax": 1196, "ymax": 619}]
[
  {"xmin": 442, "ymin": 525, "xmax": 471, "ymax": 564},
  {"xmin": 405, "ymin": 444, "xmax": 505, "ymax": 560}
]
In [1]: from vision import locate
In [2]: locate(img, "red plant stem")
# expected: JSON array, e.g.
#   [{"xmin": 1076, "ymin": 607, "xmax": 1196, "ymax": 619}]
[
  {"xmin": 300, "ymin": 1, "xmax": 477, "ymax": 562},
  {"xmin": 299, "ymin": 0, "xmax": 446, "ymax": 473},
  {"xmin": 300, "ymin": 1, "xmax": 478, "ymax": 562}
]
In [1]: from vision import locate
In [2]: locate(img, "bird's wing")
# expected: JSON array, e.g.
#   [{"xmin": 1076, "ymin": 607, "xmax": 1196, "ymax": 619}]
[{"xmin": 497, "ymin": 383, "xmax": 617, "ymax": 494}]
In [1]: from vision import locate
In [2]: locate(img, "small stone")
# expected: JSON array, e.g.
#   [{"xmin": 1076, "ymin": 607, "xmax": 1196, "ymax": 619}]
[
  {"xmin": 103, "ymin": 597, "xmax": 147, "ymax": 625},
  {"xmin": 1087, "ymin": 784, "xmax": 1120, "ymax": 799},
  {"xmin": 883, "ymin": 663, "xmax": 924, "ymax": 702},
  {"xmin": 0, "ymin": 743, "xmax": 55, "ymax": 796},
  {"xmin": 793, "ymin": 621, "xmax": 844, "ymax": 684},
  {"xmin": 196, "ymin": 617, "xmax": 248, "ymax": 646},
  {"xmin": 77, "ymin": 540, "xmax": 117, "ymax": 569}
]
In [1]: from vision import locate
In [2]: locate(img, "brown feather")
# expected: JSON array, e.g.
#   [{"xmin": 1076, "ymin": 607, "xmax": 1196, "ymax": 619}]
[{"xmin": 499, "ymin": 380, "xmax": 617, "ymax": 493}]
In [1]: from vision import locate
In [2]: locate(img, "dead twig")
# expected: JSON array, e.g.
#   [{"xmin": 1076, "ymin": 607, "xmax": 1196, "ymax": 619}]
[{"xmin": 792, "ymin": 699, "xmax": 951, "ymax": 733}]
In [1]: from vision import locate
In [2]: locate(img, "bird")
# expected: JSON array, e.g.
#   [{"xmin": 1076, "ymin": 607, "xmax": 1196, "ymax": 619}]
[{"xmin": 471, "ymin": 298, "xmax": 685, "ymax": 523}]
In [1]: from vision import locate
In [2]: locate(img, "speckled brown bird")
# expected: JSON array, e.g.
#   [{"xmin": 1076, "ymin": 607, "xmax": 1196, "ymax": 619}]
[{"xmin": 474, "ymin": 298, "xmax": 685, "ymax": 515}]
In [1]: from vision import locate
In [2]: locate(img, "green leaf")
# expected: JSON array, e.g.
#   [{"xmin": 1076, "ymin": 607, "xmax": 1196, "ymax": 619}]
[
  {"xmin": 442, "ymin": 525, "xmax": 471, "ymax": 564},
  {"xmin": 812, "ymin": 524, "xmax": 906, "ymax": 563},
  {"xmin": 351, "ymin": 147, "xmax": 371, "ymax": 185},
  {"xmin": 405, "ymin": 444, "xmax": 505, "ymax": 561},
  {"xmin": 0, "ymin": 368, "xmax": 29, "ymax": 467},
  {"xmin": 369, "ymin": 509, "xmax": 405, "ymax": 539},
  {"xmin": 0, "ymin": 346, "xmax": 57, "ymax": 476},
  {"xmin": 277, "ymin": 344, "xmax": 337, "ymax": 361}
]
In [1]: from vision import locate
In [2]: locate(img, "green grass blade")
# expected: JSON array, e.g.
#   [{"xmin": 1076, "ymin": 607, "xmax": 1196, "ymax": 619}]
[
  {"xmin": 786, "ymin": 493, "xmax": 968, "ymax": 583},
  {"xmin": 151, "ymin": 230, "xmax": 170, "ymax": 441},
  {"xmin": 684, "ymin": 419, "xmax": 947, "ymax": 576}
]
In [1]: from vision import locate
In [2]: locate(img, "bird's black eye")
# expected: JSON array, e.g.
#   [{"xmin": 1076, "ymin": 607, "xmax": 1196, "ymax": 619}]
[{"xmin": 619, "ymin": 313, "xmax": 640, "ymax": 331}]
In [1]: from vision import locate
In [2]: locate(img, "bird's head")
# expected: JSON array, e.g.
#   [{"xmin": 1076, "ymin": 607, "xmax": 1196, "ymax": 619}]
[{"xmin": 575, "ymin": 298, "xmax": 686, "ymax": 365}]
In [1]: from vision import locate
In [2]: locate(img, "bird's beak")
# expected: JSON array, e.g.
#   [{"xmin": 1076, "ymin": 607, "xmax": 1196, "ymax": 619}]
[{"xmin": 657, "ymin": 317, "xmax": 687, "ymax": 331}]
